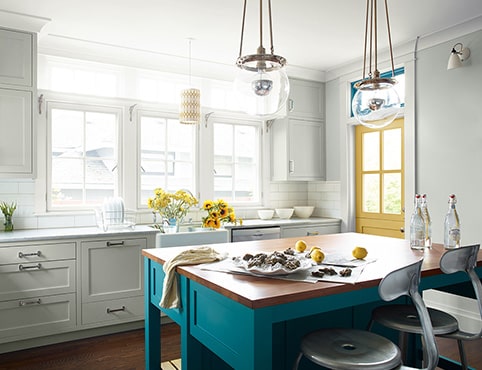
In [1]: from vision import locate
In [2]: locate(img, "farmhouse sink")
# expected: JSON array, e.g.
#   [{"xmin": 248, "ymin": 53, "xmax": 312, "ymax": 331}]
[{"xmin": 155, "ymin": 227, "xmax": 229, "ymax": 248}]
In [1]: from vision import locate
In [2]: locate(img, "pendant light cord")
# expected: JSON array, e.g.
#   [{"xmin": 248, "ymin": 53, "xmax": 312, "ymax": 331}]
[
  {"xmin": 384, "ymin": 0, "xmax": 395, "ymax": 76},
  {"xmin": 188, "ymin": 38, "xmax": 192, "ymax": 86},
  {"xmin": 268, "ymin": 0, "xmax": 274, "ymax": 54},
  {"xmin": 361, "ymin": 0, "xmax": 396, "ymax": 80},
  {"xmin": 238, "ymin": 0, "xmax": 247, "ymax": 58}
]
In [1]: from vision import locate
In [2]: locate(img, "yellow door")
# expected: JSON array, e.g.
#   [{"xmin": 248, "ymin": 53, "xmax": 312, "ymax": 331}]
[{"xmin": 355, "ymin": 118, "xmax": 404, "ymax": 238}]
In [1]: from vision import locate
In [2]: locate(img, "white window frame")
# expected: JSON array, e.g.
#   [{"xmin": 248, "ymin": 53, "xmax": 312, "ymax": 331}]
[{"xmin": 45, "ymin": 99, "xmax": 123, "ymax": 212}]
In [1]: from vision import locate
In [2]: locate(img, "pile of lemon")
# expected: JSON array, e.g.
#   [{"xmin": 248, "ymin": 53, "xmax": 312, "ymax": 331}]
[{"xmin": 294, "ymin": 240, "xmax": 368, "ymax": 264}]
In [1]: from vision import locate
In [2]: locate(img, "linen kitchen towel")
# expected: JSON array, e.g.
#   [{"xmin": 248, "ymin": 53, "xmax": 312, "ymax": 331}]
[{"xmin": 160, "ymin": 246, "xmax": 224, "ymax": 309}]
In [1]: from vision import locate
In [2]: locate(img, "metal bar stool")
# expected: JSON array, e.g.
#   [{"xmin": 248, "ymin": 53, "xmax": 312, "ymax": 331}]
[
  {"xmin": 293, "ymin": 258, "xmax": 438, "ymax": 370},
  {"xmin": 368, "ymin": 244, "xmax": 481, "ymax": 370}
]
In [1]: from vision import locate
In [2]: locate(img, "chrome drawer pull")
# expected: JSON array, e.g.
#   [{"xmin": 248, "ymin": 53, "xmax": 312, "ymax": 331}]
[
  {"xmin": 107, "ymin": 305, "xmax": 126, "ymax": 313},
  {"xmin": 18, "ymin": 263, "xmax": 42, "ymax": 271},
  {"xmin": 18, "ymin": 251, "xmax": 42, "ymax": 258},
  {"xmin": 19, "ymin": 298, "xmax": 42, "ymax": 306},
  {"xmin": 106, "ymin": 241, "xmax": 125, "ymax": 247},
  {"xmin": 307, "ymin": 231, "xmax": 319, "ymax": 236}
]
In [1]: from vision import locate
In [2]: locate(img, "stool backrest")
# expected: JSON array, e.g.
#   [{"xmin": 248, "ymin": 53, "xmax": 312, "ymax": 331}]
[
  {"xmin": 378, "ymin": 259, "xmax": 438, "ymax": 370},
  {"xmin": 440, "ymin": 244, "xmax": 482, "ymax": 338}
]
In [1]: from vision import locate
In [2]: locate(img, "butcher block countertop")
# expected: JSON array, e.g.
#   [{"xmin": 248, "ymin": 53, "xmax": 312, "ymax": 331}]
[{"xmin": 142, "ymin": 232, "xmax": 481, "ymax": 309}]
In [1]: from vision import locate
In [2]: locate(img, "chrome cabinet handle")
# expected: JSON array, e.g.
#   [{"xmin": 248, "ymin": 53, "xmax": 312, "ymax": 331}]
[
  {"xmin": 106, "ymin": 241, "xmax": 125, "ymax": 247},
  {"xmin": 289, "ymin": 99, "xmax": 294, "ymax": 112},
  {"xmin": 307, "ymin": 231, "xmax": 319, "ymax": 236},
  {"xmin": 107, "ymin": 306, "xmax": 126, "ymax": 313},
  {"xmin": 289, "ymin": 160, "xmax": 295, "ymax": 174},
  {"xmin": 18, "ymin": 251, "xmax": 41, "ymax": 258},
  {"xmin": 19, "ymin": 263, "xmax": 42, "ymax": 271},
  {"xmin": 19, "ymin": 298, "xmax": 42, "ymax": 306}
]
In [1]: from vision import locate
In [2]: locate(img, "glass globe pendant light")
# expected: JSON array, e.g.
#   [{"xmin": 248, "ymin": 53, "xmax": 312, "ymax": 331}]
[
  {"xmin": 352, "ymin": 0, "xmax": 400, "ymax": 129},
  {"xmin": 234, "ymin": 0, "xmax": 290, "ymax": 118}
]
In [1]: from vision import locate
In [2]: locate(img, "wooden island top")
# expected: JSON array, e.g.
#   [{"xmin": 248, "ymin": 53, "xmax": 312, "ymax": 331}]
[{"xmin": 142, "ymin": 232, "xmax": 478, "ymax": 309}]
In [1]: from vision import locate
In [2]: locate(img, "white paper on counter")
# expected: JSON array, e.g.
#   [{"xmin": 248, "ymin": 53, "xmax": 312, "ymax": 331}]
[{"xmin": 198, "ymin": 257, "xmax": 369, "ymax": 284}]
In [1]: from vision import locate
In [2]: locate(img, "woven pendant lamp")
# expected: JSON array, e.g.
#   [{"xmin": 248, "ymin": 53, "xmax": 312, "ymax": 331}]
[{"xmin": 179, "ymin": 39, "xmax": 201, "ymax": 124}]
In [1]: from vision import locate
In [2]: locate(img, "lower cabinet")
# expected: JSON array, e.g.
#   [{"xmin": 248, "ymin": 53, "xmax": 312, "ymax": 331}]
[
  {"xmin": 80, "ymin": 238, "xmax": 145, "ymax": 326},
  {"xmin": 0, "ymin": 229, "xmax": 157, "ymax": 352}
]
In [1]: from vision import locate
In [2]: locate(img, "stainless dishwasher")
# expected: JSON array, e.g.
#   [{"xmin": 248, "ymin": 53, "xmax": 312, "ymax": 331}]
[{"xmin": 231, "ymin": 226, "xmax": 281, "ymax": 242}]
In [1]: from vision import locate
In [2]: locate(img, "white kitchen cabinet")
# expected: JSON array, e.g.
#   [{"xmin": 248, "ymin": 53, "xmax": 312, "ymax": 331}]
[
  {"xmin": 0, "ymin": 241, "xmax": 77, "ymax": 344},
  {"xmin": 0, "ymin": 227, "xmax": 157, "ymax": 353},
  {"xmin": 288, "ymin": 79, "xmax": 324, "ymax": 119},
  {"xmin": 270, "ymin": 78, "xmax": 325, "ymax": 181},
  {"xmin": 281, "ymin": 222, "xmax": 341, "ymax": 238},
  {"xmin": 271, "ymin": 117, "xmax": 325, "ymax": 181},
  {"xmin": 80, "ymin": 237, "xmax": 145, "ymax": 326},
  {"xmin": 0, "ymin": 27, "xmax": 36, "ymax": 178},
  {"xmin": 0, "ymin": 88, "xmax": 33, "ymax": 175}
]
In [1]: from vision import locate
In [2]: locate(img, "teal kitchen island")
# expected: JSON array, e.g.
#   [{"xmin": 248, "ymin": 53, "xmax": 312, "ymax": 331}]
[{"xmin": 142, "ymin": 232, "xmax": 482, "ymax": 370}]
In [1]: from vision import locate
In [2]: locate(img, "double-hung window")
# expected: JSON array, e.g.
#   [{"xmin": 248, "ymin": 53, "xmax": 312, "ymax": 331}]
[
  {"xmin": 47, "ymin": 102, "xmax": 120, "ymax": 210},
  {"xmin": 212, "ymin": 118, "xmax": 261, "ymax": 204},
  {"xmin": 138, "ymin": 111, "xmax": 197, "ymax": 206}
]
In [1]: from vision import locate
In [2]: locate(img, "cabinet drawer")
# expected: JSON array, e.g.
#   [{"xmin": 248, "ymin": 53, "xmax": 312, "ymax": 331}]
[
  {"xmin": 0, "ymin": 242, "xmax": 76, "ymax": 265},
  {"xmin": 0, "ymin": 293, "xmax": 76, "ymax": 343},
  {"xmin": 82, "ymin": 296, "xmax": 144, "ymax": 326},
  {"xmin": 281, "ymin": 224, "xmax": 341, "ymax": 238},
  {"xmin": 0, "ymin": 260, "xmax": 76, "ymax": 301}
]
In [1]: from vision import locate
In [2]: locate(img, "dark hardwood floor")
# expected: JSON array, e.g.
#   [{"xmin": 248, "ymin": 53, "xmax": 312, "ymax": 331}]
[{"xmin": 0, "ymin": 323, "xmax": 480, "ymax": 369}]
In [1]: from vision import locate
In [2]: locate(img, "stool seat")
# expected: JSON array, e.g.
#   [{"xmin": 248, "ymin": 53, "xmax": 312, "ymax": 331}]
[
  {"xmin": 300, "ymin": 328, "xmax": 402, "ymax": 370},
  {"xmin": 371, "ymin": 304, "xmax": 458, "ymax": 335}
]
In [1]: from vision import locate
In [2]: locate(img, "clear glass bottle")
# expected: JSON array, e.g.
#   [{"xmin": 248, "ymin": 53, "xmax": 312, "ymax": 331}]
[
  {"xmin": 410, "ymin": 194, "xmax": 426, "ymax": 250},
  {"xmin": 444, "ymin": 194, "xmax": 461, "ymax": 249},
  {"xmin": 421, "ymin": 194, "xmax": 432, "ymax": 248}
]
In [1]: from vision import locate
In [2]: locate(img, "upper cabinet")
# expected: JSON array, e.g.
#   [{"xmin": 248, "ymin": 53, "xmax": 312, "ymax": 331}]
[
  {"xmin": 287, "ymin": 79, "xmax": 324, "ymax": 119},
  {"xmin": 0, "ymin": 29, "xmax": 33, "ymax": 88},
  {"xmin": 270, "ymin": 79, "xmax": 325, "ymax": 181},
  {"xmin": 0, "ymin": 28, "xmax": 36, "ymax": 178}
]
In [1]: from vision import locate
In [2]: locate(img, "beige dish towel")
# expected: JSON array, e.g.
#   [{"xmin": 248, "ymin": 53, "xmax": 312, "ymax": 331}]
[{"xmin": 160, "ymin": 246, "xmax": 224, "ymax": 309}]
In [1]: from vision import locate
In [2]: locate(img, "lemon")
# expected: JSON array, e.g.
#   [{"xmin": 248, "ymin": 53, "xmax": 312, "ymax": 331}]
[
  {"xmin": 352, "ymin": 246, "xmax": 368, "ymax": 260},
  {"xmin": 295, "ymin": 240, "xmax": 307, "ymax": 252},
  {"xmin": 309, "ymin": 246, "xmax": 321, "ymax": 253},
  {"xmin": 311, "ymin": 249, "xmax": 325, "ymax": 263}
]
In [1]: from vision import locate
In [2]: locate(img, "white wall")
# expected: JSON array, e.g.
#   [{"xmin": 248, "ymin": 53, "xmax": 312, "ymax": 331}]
[{"xmin": 416, "ymin": 30, "xmax": 482, "ymax": 245}]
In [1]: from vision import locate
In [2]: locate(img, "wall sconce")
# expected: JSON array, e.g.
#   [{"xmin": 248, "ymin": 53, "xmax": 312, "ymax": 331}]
[{"xmin": 447, "ymin": 43, "xmax": 471, "ymax": 70}]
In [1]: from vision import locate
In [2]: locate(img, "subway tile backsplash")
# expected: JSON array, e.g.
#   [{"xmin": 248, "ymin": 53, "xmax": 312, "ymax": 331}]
[{"xmin": 0, "ymin": 179, "xmax": 341, "ymax": 230}]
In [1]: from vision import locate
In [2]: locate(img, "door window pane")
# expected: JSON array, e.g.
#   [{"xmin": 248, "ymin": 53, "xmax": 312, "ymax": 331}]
[
  {"xmin": 383, "ymin": 128, "xmax": 401, "ymax": 170},
  {"xmin": 362, "ymin": 131, "xmax": 380, "ymax": 171},
  {"xmin": 362, "ymin": 174, "xmax": 380, "ymax": 213},
  {"xmin": 383, "ymin": 173, "xmax": 402, "ymax": 214}
]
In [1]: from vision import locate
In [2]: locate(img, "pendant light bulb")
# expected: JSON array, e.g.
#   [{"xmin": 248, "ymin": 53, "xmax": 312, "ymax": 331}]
[
  {"xmin": 234, "ymin": 0, "xmax": 289, "ymax": 118},
  {"xmin": 352, "ymin": 0, "xmax": 400, "ymax": 128}
]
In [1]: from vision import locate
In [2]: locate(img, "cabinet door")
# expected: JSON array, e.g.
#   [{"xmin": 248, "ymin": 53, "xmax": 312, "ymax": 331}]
[
  {"xmin": 288, "ymin": 118, "xmax": 325, "ymax": 180},
  {"xmin": 0, "ymin": 88, "xmax": 32, "ymax": 175},
  {"xmin": 288, "ymin": 79, "xmax": 324, "ymax": 119},
  {"xmin": 81, "ymin": 238, "xmax": 145, "ymax": 303},
  {"xmin": 0, "ymin": 29, "xmax": 32, "ymax": 87}
]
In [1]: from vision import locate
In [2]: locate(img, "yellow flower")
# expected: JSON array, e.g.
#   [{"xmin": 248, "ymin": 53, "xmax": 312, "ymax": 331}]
[
  {"xmin": 147, "ymin": 188, "xmax": 198, "ymax": 223},
  {"xmin": 201, "ymin": 198, "xmax": 239, "ymax": 229}
]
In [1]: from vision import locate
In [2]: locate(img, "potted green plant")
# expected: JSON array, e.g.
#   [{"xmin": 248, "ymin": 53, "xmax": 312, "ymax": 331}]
[{"xmin": 0, "ymin": 201, "xmax": 17, "ymax": 232}]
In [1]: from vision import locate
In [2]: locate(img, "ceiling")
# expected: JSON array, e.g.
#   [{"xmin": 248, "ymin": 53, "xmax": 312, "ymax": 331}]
[{"xmin": 1, "ymin": 0, "xmax": 482, "ymax": 78}]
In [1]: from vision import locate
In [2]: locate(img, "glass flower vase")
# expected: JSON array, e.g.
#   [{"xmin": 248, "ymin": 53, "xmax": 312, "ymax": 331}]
[{"xmin": 4, "ymin": 215, "xmax": 13, "ymax": 232}]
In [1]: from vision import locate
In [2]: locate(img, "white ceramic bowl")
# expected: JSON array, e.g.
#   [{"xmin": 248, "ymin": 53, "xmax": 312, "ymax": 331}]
[
  {"xmin": 275, "ymin": 208, "xmax": 294, "ymax": 219},
  {"xmin": 294, "ymin": 206, "xmax": 314, "ymax": 218},
  {"xmin": 257, "ymin": 209, "xmax": 274, "ymax": 220}
]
